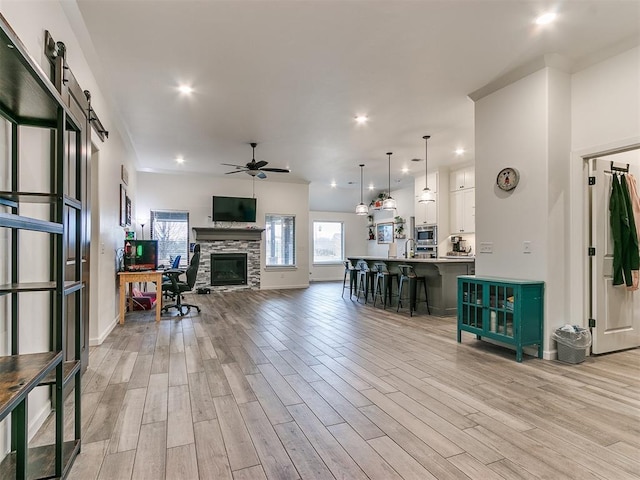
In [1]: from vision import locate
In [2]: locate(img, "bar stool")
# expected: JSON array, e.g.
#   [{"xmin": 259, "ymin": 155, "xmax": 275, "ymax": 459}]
[
  {"xmin": 342, "ymin": 260, "xmax": 358, "ymax": 298},
  {"xmin": 396, "ymin": 264, "xmax": 430, "ymax": 316},
  {"xmin": 372, "ymin": 262, "xmax": 399, "ymax": 309},
  {"xmin": 355, "ymin": 260, "xmax": 375, "ymax": 303}
]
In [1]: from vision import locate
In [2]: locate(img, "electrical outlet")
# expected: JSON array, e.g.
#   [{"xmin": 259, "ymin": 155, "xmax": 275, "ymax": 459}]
[
  {"xmin": 523, "ymin": 241, "xmax": 532, "ymax": 254},
  {"xmin": 479, "ymin": 242, "xmax": 493, "ymax": 254}
]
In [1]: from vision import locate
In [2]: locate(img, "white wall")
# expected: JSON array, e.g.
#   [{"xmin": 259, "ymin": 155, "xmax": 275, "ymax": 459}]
[
  {"xmin": 475, "ymin": 68, "xmax": 550, "ymax": 280},
  {"xmin": 137, "ymin": 172, "xmax": 310, "ymax": 289},
  {"xmin": 367, "ymin": 183, "xmax": 415, "ymax": 258},
  {"xmin": 571, "ymin": 47, "xmax": 640, "ymax": 152},
  {"xmin": 309, "ymin": 211, "xmax": 368, "ymax": 282},
  {"xmin": 474, "ymin": 65, "xmax": 572, "ymax": 357}
]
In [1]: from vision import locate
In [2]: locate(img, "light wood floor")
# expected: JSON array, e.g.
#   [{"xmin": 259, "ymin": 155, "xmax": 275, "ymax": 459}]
[{"xmin": 35, "ymin": 282, "xmax": 640, "ymax": 479}]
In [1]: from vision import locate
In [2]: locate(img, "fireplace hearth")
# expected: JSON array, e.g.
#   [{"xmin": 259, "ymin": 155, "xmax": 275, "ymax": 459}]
[{"xmin": 211, "ymin": 253, "xmax": 247, "ymax": 286}]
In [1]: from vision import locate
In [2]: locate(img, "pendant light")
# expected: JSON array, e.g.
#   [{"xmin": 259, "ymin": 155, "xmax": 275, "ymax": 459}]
[
  {"xmin": 419, "ymin": 135, "xmax": 436, "ymax": 203},
  {"xmin": 355, "ymin": 164, "xmax": 368, "ymax": 215},
  {"xmin": 382, "ymin": 152, "xmax": 397, "ymax": 210}
]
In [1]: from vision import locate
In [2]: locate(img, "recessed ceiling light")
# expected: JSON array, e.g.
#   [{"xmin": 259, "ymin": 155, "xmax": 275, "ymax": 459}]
[
  {"xmin": 331, "ymin": 181, "xmax": 337, "ymax": 188},
  {"xmin": 355, "ymin": 115, "xmax": 368, "ymax": 125},
  {"xmin": 175, "ymin": 156, "xmax": 185, "ymax": 164},
  {"xmin": 368, "ymin": 184, "xmax": 374, "ymax": 190},
  {"xmin": 535, "ymin": 12, "xmax": 556, "ymax": 25},
  {"xmin": 178, "ymin": 85, "xmax": 194, "ymax": 95},
  {"xmin": 401, "ymin": 167, "xmax": 409, "ymax": 174},
  {"xmin": 455, "ymin": 148, "xmax": 465, "ymax": 155}
]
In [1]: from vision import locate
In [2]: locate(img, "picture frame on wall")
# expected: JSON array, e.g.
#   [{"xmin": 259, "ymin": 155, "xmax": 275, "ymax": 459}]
[
  {"xmin": 376, "ymin": 222, "xmax": 394, "ymax": 244},
  {"xmin": 125, "ymin": 195, "xmax": 132, "ymax": 226},
  {"xmin": 121, "ymin": 164, "xmax": 129, "ymax": 185},
  {"xmin": 119, "ymin": 184, "xmax": 126, "ymax": 226}
]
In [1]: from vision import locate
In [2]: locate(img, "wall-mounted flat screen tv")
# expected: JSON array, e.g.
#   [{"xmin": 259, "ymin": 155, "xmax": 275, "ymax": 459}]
[
  {"xmin": 212, "ymin": 196, "xmax": 257, "ymax": 222},
  {"xmin": 123, "ymin": 240, "xmax": 159, "ymax": 271}
]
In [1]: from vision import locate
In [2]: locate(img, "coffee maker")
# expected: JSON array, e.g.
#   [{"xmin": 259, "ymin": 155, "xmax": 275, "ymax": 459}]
[{"xmin": 451, "ymin": 235, "xmax": 466, "ymax": 253}]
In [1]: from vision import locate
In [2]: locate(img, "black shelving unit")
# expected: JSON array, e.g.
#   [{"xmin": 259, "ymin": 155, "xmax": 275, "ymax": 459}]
[{"xmin": 0, "ymin": 13, "xmax": 82, "ymax": 479}]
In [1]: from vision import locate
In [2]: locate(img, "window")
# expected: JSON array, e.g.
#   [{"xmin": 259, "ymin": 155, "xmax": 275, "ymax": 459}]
[
  {"xmin": 150, "ymin": 210, "xmax": 189, "ymax": 267},
  {"xmin": 313, "ymin": 221, "xmax": 344, "ymax": 264},
  {"xmin": 265, "ymin": 214, "xmax": 295, "ymax": 266}
]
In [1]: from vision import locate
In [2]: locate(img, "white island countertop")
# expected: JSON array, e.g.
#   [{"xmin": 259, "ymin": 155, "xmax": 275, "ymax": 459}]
[{"xmin": 348, "ymin": 255, "xmax": 475, "ymax": 264}]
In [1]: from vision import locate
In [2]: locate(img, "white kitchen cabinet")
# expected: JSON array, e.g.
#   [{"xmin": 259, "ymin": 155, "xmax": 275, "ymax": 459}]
[
  {"xmin": 450, "ymin": 188, "xmax": 475, "ymax": 233},
  {"xmin": 449, "ymin": 165, "xmax": 475, "ymax": 191}
]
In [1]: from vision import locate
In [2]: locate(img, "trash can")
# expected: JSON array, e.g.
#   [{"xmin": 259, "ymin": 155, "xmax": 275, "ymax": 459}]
[{"xmin": 553, "ymin": 325, "xmax": 592, "ymax": 364}]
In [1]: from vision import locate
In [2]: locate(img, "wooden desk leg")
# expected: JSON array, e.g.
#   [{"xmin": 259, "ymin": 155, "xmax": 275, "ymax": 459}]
[
  {"xmin": 155, "ymin": 280, "xmax": 161, "ymax": 322},
  {"xmin": 119, "ymin": 279, "xmax": 126, "ymax": 324}
]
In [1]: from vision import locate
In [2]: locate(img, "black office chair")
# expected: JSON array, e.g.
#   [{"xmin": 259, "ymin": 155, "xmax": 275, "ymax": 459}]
[
  {"xmin": 161, "ymin": 247, "xmax": 201, "ymax": 316},
  {"xmin": 162, "ymin": 254, "xmax": 183, "ymax": 300}
]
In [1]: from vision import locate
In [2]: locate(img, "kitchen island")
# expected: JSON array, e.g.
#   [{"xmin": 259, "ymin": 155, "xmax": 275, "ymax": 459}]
[{"xmin": 347, "ymin": 256, "xmax": 475, "ymax": 316}]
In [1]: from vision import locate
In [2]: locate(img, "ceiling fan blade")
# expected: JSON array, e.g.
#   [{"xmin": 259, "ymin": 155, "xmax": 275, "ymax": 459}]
[
  {"xmin": 254, "ymin": 160, "xmax": 268, "ymax": 169},
  {"xmin": 260, "ymin": 167, "xmax": 290, "ymax": 173},
  {"xmin": 225, "ymin": 170, "xmax": 246, "ymax": 175},
  {"xmin": 257, "ymin": 172, "xmax": 267, "ymax": 179},
  {"xmin": 221, "ymin": 163, "xmax": 246, "ymax": 169}
]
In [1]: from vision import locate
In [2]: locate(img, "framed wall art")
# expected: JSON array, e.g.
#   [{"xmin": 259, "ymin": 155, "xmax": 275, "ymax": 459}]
[
  {"xmin": 119, "ymin": 184, "xmax": 127, "ymax": 226},
  {"xmin": 125, "ymin": 195, "xmax": 132, "ymax": 226},
  {"xmin": 376, "ymin": 222, "xmax": 394, "ymax": 244}
]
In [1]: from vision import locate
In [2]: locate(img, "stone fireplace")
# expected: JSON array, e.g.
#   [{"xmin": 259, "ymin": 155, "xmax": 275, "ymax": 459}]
[
  {"xmin": 192, "ymin": 227, "xmax": 263, "ymax": 292},
  {"xmin": 211, "ymin": 253, "xmax": 247, "ymax": 286}
]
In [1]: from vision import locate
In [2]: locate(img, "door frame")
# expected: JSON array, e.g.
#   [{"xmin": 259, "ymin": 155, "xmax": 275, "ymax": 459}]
[{"xmin": 569, "ymin": 137, "xmax": 640, "ymax": 354}]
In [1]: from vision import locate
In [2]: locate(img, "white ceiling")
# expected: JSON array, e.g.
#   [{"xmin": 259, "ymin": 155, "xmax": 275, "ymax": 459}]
[{"xmin": 72, "ymin": 0, "xmax": 640, "ymax": 211}]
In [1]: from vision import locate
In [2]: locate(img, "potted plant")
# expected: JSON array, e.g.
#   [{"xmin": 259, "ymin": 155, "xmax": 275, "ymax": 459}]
[
  {"xmin": 394, "ymin": 215, "xmax": 406, "ymax": 238},
  {"xmin": 370, "ymin": 192, "xmax": 388, "ymax": 210}
]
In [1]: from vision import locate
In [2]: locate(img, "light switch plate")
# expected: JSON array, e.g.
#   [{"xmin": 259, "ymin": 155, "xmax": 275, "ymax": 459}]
[
  {"xmin": 479, "ymin": 242, "xmax": 493, "ymax": 254},
  {"xmin": 523, "ymin": 241, "xmax": 532, "ymax": 254}
]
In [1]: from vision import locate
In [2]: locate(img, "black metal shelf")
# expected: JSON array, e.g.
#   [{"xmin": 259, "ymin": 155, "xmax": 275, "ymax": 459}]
[
  {"xmin": 0, "ymin": 212, "xmax": 63, "ymax": 234},
  {"xmin": 0, "ymin": 439, "xmax": 80, "ymax": 480},
  {"xmin": 0, "ymin": 281, "xmax": 81, "ymax": 295},
  {"xmin": 0, "ymin": 352, "xmax": 62, "ymax": 422},
  {"xmin": 38, "ymin": 360, "xmax": 80, "ymax": 388}
]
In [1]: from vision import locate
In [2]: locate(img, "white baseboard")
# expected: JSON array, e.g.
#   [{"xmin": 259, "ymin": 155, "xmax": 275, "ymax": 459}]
[
  {"xmin": 29, "ymin": 401, "xmax": 52, "ymax": 441},
  {"xmin": 89, "ymin": 315, "xmax": 118, "ymax": 346},
  {"xmin": 260, "ymin": 283, "xmax": 309, "ymax": 290}
]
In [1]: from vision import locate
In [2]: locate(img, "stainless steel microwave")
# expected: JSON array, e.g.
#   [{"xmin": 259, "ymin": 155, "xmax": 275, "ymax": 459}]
[{"xmin": 415, "ymin": 224, "xmax": 437, "ymax": 245}]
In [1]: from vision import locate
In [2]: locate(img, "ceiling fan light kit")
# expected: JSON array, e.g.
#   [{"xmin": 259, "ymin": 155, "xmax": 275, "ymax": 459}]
[
  {"xmin": 419, "ymin": 135, "xmax": 435, "ymax": 203},
  {"xmin": 222, "ymin": 142, "xmax": 290, "ymax": 179},
  {"xmin": 355, "ymin": 163, "xmax": 368, "ymax": 215},
  {"xmin": 382, "ymin": 152, "xmax": 397, "ymax": 210}
]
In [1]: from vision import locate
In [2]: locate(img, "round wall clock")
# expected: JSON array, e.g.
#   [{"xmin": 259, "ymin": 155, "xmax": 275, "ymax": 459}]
[{"xmin": 496, "ymin": 167, "xmax": 519, "ymax": 191}]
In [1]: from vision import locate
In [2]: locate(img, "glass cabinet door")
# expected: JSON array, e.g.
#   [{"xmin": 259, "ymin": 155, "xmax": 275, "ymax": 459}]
[
  {"xmin": 489, "ymin": 284, "xmax": 514, "ymax": 338},
  {"xmin": 460, "ymin": 281, "xmax": 484, "ymax": 329}
]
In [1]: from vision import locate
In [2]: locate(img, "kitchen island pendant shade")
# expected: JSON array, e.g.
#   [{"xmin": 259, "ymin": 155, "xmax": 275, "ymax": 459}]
[
  {"xmin": 383, "ymin": 152, "xmax": 396, "ymax": 210},
  {"xmin": 355, "ymin": 163, "xmax": 368, "ymax": 215},
  {"xmin": 419, "ymin": 135, "xmax": 435, "ymax": 204}
]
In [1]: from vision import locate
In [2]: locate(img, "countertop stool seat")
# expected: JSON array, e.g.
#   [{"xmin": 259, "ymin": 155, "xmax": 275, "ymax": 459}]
[
  {"xmin": 372, "ymin": 262, "xmax": 399, "ymax": 309},
  {"xmin": 342, "ymin": 260, "xmax": 358, "ymax": 298},
  {"xmin": 396, "ymin": 264, "xmax": 430, "ymax": 316},
  {"xmin": 355, "ymin": 260, "xmax": 376, "ymax": 303}
]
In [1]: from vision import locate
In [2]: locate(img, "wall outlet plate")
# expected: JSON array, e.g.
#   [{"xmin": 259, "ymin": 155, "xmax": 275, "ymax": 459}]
[{"xmin": 479, "ymin": 242, "xmax": 493, "ymax": 254}]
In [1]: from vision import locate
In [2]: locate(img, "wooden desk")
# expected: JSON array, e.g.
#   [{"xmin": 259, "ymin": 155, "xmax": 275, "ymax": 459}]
[{"xmin": 118, "ymin": 271, "xmax": 163, "ymax": 323}]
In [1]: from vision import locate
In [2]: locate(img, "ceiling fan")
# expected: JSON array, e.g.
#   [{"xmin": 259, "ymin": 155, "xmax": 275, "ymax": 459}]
[{"xmin": 222, "ymin": 142, "xmax": 290, "ymax": 179}]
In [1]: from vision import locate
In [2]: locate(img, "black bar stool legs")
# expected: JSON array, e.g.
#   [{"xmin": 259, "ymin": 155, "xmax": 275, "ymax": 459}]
[
  {"xmin": 342, "ymin": 260, "xmax": 358, "ymax": 298},
  {"xmin": 396, "ymin": 264, "xmax": 430, "ymax": 316},
  {"xmin": 373, "ymin": 262, "xmax": 398, "ymax": 309},
  {"xmin": 355, "ymin": 259, "xmax": 375, "ymax": 303}
]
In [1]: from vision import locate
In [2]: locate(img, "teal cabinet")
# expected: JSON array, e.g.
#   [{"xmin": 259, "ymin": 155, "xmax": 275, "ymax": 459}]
[{"xmin": 457, "ymin": 276, "xmax": 544, "ymax": 362}]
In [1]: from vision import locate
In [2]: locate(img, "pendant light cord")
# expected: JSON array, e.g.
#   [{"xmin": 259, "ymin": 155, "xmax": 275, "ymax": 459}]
[
  {"xmin": 387, "ymin": 152, "xmax": 392, "ymax": 197},
  {"xmin": 359, "ymin": 164, "xmax": 364, "ymax": 203},
  {"xmin": 423, "ymin": 135, "xmax": 430, "ymax": 187}
]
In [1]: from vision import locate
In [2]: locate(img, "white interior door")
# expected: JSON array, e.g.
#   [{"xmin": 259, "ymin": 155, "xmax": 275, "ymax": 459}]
[{"xmin": 589, "ymin": 151, "xmax": 640, "ymax": 354}]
